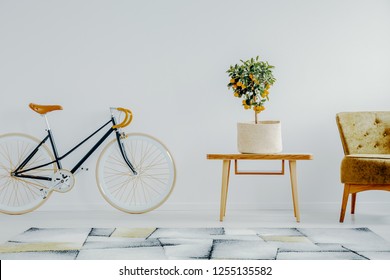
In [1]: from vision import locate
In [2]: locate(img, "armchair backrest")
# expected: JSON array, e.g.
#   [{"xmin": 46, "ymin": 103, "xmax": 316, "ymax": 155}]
[{"xmin": 336, "ymin": 111, "xmax": 390, "ymax": 155}]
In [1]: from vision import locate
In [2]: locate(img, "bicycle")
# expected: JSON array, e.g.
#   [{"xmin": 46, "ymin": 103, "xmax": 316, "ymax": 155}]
[{"xmin": 0, "ymin": 103, "xmax": 176, "ymax": 215}]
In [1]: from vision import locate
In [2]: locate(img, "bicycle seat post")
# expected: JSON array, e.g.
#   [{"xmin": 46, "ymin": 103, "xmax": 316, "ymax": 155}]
[{"xmin": 43, "ymin": 114, "xmax": 51, "ymax": 131}]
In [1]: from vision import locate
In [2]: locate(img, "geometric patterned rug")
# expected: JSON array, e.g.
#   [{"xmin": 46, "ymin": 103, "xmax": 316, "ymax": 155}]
[{"xmin": 1, "ymin": 227, "xmax": 390, "ymax": 260}]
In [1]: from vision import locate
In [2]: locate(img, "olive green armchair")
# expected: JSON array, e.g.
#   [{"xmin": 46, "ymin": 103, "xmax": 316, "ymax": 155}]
[{"xmin": 336, "ymin": 112, "xmax": 390, "ymax": 222}]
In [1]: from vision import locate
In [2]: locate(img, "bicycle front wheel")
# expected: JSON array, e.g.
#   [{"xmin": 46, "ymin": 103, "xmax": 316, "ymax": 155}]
[
  {"xmin": 96, "ymin": 133, "xmax": 176, "ymax": 213},
  {"xmin": 0, "ymin": 133, "xmax": 56, "ymax": 214}
]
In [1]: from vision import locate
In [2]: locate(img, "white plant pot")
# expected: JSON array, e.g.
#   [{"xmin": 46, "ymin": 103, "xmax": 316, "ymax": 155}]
[{"xmin": 237, "ymin": 121, "xmax": 282, "ymax": 154}]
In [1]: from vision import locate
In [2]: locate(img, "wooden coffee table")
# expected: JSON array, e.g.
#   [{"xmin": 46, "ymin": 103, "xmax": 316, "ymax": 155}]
[{"xmin": 207, "ymin": 153, "xmax": 313, "ymax": 222}]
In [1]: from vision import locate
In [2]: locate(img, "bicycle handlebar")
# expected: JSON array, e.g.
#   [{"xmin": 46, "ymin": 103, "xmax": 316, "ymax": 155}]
[{"xmin": 112, "ymin": 107, "xmax": 133, "ymax": 129}]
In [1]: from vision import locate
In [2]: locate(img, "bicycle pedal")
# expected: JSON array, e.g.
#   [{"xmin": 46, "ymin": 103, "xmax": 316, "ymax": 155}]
[
  {"xmin": 40, "ymin": 189, "xmax": 49, "ymax": 199},
  {"xmin": 74, "ymin": 167, "xmax": 89, "ymax": 175}
]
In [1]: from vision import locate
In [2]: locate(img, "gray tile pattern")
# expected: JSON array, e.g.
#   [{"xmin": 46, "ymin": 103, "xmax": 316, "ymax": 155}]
[{"xmin": 1, "ymin": 227, "xmax": 389, "ymax": 260}]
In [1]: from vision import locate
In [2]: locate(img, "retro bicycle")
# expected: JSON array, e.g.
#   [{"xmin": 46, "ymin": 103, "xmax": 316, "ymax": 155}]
[{"xmin": 0, "ymin": 103, "xmax": 176, "ymax": 214}]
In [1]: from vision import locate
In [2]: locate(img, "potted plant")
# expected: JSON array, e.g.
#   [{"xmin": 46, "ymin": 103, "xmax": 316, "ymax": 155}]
[{"xmin": 227, "ymin": 56, "xmax": 282, "ymax": 153}]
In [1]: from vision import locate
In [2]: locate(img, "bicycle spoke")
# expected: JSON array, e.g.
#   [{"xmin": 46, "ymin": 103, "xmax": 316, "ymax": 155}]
[
  {"xmin": 97, "ymin": 134, "xmax": 175, "ymax": 213},
  {"xmin": 0, "ymin": 134, "xmax": 55, "ymax": 214}
]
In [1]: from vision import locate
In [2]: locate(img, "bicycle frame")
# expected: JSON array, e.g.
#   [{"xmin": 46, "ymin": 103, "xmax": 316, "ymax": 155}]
[{"xmin": 12, "ymin": 114, "xmax": 137, "ymax": 182}]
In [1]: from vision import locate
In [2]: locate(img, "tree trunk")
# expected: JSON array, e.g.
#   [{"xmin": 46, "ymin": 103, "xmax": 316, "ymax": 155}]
[{"xmin": 255, "ymin": 111, "xmax": 258, "ymax": 124}]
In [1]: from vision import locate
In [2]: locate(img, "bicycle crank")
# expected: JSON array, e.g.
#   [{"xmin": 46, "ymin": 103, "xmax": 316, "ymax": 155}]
[{"xmin": 50, "ymin": 169, "xmax": 75, "ymax": 193}]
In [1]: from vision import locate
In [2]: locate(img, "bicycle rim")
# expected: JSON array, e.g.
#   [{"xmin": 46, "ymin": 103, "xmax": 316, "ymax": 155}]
[
  {"xmin": 0, "ymin": 133, "xmax": 56, "ymax": 214},
  {"xmin": 96, "ymin": 133, "xmax": 176, "ymax": 213}
]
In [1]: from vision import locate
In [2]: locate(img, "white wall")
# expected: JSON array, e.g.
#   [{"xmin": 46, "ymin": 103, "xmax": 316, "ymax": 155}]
[{"xmin": 1, "ymin": 0, "xmax": 390, "ymax": 212}]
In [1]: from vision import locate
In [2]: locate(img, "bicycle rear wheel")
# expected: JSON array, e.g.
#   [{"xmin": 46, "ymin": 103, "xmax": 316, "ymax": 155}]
[
  {"xmin": 96, "ymin": 133, "xmax": 176, "ymax": 213},
  {"xmin": 0, "ymin": 133, "xmax": 56, "ymax": 214}
]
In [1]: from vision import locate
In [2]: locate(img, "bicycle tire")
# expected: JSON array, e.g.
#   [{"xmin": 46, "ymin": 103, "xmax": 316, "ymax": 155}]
[
  {"xmin": 96, "ymin": 133, "xmax": 176, "ymax": 213},
  {"xmin": 0, "ymin": 133, "xmax": 57, "ymax": 214}
]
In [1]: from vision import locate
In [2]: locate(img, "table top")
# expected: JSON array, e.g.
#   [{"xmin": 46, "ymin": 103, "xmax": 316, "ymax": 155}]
[{"xmin": 207, "ymin": 153, "xmax": 313, "ymax": 160}]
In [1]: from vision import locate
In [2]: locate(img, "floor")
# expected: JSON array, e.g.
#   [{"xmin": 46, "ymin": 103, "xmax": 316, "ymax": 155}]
[{"xmin": 1, "ymin": 208, "xmax": 390, "ymax": 244}]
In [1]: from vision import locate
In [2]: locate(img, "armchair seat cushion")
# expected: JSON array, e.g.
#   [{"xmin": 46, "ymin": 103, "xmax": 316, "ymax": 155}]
[{"xmin": 341, "ymin": 154, "xmax": 390, "ymax": 184}]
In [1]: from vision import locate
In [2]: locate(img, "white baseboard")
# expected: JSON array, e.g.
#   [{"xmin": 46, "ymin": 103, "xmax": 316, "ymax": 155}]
[{"xmin": 36, "ymin": 202, "xmax": 390, "ymax": 212}]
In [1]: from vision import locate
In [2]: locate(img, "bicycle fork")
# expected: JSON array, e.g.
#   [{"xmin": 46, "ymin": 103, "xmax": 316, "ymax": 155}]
[{"xmin": 116, "ymin": 131, "xmax": 138, "ymax": 175}]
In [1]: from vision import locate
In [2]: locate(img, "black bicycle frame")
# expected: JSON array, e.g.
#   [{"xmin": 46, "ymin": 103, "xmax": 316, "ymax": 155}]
[{"xmin": 13, "ymin": 116, "xmax": 137, "ymax": 182}]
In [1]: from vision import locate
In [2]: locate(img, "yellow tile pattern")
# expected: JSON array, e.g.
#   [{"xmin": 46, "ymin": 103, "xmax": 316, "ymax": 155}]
[{"xmin": 111, "ymin": 227, "xmax": 156, "ymax": 238}]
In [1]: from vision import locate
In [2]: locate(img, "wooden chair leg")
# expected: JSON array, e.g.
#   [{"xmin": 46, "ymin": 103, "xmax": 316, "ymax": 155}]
[
  {"xmin": 351, "ymin": 193, "xmax": 356, "ymax": 214},
  {"xmin": 339, "ymin": 184, "xmax": 350, "ymax": 223}
]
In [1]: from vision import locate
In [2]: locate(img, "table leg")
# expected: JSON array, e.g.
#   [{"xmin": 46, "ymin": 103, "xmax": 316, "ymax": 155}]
[
  {"xmin": 220, "ymin": 160, "xmax": 231, "ymax": 221},
  {"xmin": 289, "ymin": 160, "xmax": 300, "ymax": 222},
  {"xmin": 223, "ymin": 160, "xmax": 231, "ymax": 218}
]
